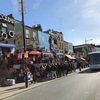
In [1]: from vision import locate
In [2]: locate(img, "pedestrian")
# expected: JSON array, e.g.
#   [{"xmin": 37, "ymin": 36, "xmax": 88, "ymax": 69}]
[
  {"xmin": 72, "ymin": 60, "xmax": 77, "ymax": 72},
  {"xmin": 51, "ymin": 62, "xmax": 57, "ymax": 79},
  {"xmin": 30, "ymin": 61, "xmax": 36, "ymax": 83}
]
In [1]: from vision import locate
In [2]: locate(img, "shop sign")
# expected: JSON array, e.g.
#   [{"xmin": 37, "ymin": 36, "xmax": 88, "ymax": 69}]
[
  {"xmin": 24, "ymin": 52, "xmax": 28, "ymax": 58},
  {"xmin": 0, "ymin": 14, "xmax": 14, "ymax": 24}
]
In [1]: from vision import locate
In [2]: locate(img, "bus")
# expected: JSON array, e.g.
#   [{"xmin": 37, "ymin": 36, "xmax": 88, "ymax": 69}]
[{"xmin": 88, "ymin": 51, "xmax": 100, "ymax": 69}]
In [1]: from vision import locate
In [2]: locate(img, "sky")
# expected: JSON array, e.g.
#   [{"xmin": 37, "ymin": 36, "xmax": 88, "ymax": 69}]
[{"xmin": 0, "ymin": 0, "xmax": 100, "ymax": 46}]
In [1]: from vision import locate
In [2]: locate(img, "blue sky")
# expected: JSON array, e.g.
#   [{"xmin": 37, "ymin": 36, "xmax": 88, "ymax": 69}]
[{"xmin": 0, "ymin": 0, "xmax": 100, "ymax": 45}]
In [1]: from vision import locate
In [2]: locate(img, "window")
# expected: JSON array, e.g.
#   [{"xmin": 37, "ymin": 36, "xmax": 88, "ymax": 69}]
[
  {"xmin": 33, "ymin": 32, "xmax": 37, "ymax": 40},
  {"xmin": 25, "ymin": 29, "xmax": 30, "ymax": 38},
  {"xmin": 89, "ymin": 54, "xmax": 100, "ymax": 64},
  {"xmin": 2, "ymin": 27, "xmax": 7, "ymax": 33}
]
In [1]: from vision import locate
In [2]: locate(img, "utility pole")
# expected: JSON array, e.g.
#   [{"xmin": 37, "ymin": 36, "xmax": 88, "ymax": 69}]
[{"xmin": 19, "ymin": 0, "xmax": 28, "ymax": 88}]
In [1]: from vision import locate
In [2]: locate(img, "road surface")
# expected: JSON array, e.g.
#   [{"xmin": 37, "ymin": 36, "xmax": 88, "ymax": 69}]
[{"xmin": 4, "ymin": 68, "xmax": 100, "ymax": 100}]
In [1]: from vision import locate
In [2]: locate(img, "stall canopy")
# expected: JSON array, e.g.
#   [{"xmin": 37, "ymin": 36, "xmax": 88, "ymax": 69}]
[
  {"xmin": 0, "ymin": 43, "xmax": 16, "ymax": 48},
  {"xmin": 66, "ymin": 54, "xmax": 76, "ymax": 59},
  {"xmin": 80, "ymin": 56, "xmax": 85, "ymax": 61},
  {"xmin": 29, "ymin": 51, "xmax": 41, "ymax": 55}
]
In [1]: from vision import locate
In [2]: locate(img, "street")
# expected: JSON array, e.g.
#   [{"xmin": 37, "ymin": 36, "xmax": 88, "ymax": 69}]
[{"xmin": 4, "ymin": 68, "xmax": 100, "ymax": 100}]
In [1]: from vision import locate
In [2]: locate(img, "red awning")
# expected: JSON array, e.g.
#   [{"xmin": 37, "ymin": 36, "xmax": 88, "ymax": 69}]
[{"xmin": 29, "ymin": 51, "xmax": 41, "ymax": 55}]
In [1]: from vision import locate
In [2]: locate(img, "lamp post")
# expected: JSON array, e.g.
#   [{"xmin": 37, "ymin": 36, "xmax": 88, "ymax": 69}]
[
  {"xmin": 85, "ymin": 38, "xmax": 93, "ymax": 44},
  {"xmin": 19, "ymin": 0, "xmax": 28, "ymax": 88}
]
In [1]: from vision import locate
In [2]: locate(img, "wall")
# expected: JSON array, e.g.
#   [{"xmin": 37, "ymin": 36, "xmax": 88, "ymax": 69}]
[
  {"xmin": 68, "ymin": 42, "xmax": 73, "ymax": 53},
  {"xmin": 38, "ymin": 31, "xmax": 50, "ymax": 52}
]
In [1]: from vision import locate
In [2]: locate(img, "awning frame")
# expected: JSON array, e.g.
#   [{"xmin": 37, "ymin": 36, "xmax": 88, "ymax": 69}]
[
  {"xmin": 0, "ymin": 43, "xmax": 16, "ymax": 48},
  {"xmin": 66, "ymin": 54, "xmax": 76, "ymax": 59}
]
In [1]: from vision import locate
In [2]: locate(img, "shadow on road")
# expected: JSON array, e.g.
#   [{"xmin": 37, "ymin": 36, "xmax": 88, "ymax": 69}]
[
  {"xmin": 0, "ymin": 86, "xmax": 25, "ymax": 94},
  {"xmin": 78, "ymin": 68, "xmax": 100, "ymax": 74}
]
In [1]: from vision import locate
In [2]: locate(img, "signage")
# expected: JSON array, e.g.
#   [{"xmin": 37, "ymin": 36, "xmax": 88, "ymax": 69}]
[
  {"xmin": 24, "ymin": 52, "xmax": 28, "ymax": 58},
  {"xmin": 0, "ymin": 14, "xmax": 14, "ymax": 24}
]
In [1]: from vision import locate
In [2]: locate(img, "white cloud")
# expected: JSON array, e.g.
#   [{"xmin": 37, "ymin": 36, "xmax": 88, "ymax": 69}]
[
  {"xmin": 71, "ymin": 29, "xmax": 75, "ymax": 32},
  {"xmin": 33, "ymin": 0, "xmax": 42, "ymax": 10},
  {"xmin": 74, "ymin": 0, "xmax": 78, "ymax": 3},
  {"xmin": 81, "ymin": 0, "xmax": 100, "ymax": 24},
  {"xmin": 84, "ymin": 0, "xmax": 100, "ymax": 7},
  {"xmin": 11, "ymin": 0, "xmax": 18, "ymax": 12}
]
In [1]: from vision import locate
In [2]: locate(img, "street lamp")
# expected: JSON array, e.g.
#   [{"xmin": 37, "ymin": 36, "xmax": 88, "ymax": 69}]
[
  {"xmin": 19, "ymin": 0, "xmax": 28, "ymax": 88},
  {"xmin": 85, "ymin": 38, "xmax": 93, "ymax": 44}
]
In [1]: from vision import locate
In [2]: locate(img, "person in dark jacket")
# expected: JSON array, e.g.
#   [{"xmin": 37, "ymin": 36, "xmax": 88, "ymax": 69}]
[
  {"xmin": 51, "ymin": 62, "xmax": 57, "ymax": 79},
  {"xmin": 30, "ymin": 61, "xmax": 36, "ymax": 82}
]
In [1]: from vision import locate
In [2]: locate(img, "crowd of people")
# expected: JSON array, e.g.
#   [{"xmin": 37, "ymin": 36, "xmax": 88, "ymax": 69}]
[{"xmin": 26, "ymin": 58, "xmax": 89, "ymax": 83}]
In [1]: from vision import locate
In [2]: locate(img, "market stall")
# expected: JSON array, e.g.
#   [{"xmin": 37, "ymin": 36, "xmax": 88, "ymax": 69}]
[{"xmin": 0, "ymin": 43, "xmax": 16, "ymax": 86}]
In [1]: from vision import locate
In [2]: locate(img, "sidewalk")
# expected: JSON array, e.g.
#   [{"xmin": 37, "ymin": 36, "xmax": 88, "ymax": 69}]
[{"xmin": 0, "ymin": 80, "xmax": 53, "ymax": 100}]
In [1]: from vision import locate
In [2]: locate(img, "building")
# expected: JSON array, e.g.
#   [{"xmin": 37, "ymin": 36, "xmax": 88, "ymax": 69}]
[
  {"xmin": 38, "ymin": 31, "xmax": 50, "ymax": 52},
  {"xmin": 67, "ymin": 42, "xmax": 74, "ymax": 54},
  {"xmin": 24, "ymin": 25, "xmax": 39, "ymax": 50},
  {"xmin": 74, "ymin": 44, "xmax": 100, "ymax": 58},
  {"xmin": 14, "ymin": 19, "xmax": 23, "ymax": 50},
  {"xmin": 63, "ymin": 41, "xmax": 68, "ymax": 53},
  {"xmin": 45, "ymin": 29, "xmax": 64, "ymax": 53},
  {"xmin": 0, "ymin": 13, "xmax": 15, "ymax": 44}
]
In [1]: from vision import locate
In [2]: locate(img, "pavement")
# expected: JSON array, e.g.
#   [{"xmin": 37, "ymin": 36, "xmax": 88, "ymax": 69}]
[{"xmin": 0, "ymin": 79, "xmax": 55, "ymax": 100}]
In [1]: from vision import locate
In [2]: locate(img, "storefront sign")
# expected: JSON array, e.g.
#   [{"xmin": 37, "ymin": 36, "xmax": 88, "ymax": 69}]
[
  {"xmin": 24, "ymin": 52, "xmax": 28, "ymax": 58},
  {"xmin": 0, "ymin": 14, "xmax": 14, "ymax": 24}
]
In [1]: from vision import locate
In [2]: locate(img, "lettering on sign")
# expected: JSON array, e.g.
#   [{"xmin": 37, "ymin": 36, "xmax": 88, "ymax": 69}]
[{"xmin": 0, "ymin": 14, "xmax": 14, "ymax": 24}]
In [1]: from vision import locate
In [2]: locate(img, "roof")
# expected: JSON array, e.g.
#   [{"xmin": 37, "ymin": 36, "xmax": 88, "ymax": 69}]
[{"xmin": 88, "ymin": 51, "xmax": 100, "ymax": 55}]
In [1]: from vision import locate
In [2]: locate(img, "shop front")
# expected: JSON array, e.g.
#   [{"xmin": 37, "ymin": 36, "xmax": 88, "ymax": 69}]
[{"xmin": 0, "ymin": 43, "xmax": 16, "ymax": 86}]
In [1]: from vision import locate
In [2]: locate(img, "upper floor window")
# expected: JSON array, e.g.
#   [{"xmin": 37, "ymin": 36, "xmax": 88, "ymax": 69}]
[
  {"xmin": 57, "ymin": 36, "xmax": 60, "ymax": 40},
  {"xmin": 60, "ymin": 36, "xmax": 63, "ymax": 41},
  {"xmin": 33, "ymin": 32, "xmax": 37, "ymax": 40},
  {"xmin": 2, "ymin": 27, "xmax": 7, "ymax": 33},
  {"xmin": 25, "ymin": 29, "xmax": 30, "ymax": 38}
]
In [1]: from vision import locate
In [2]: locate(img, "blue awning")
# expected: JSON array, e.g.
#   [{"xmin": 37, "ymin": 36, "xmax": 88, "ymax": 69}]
[{"xmin": 0, "ymin": 43, "xmax": 16, "ymax": 48}]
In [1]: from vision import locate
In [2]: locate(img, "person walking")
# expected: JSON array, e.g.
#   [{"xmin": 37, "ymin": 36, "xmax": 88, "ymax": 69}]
[
  {"xmin": 51, "ymin": 62, "xmax": 57, "ymax": 79},
  {"xmin": 30, "ymin": 61, "xmax": 36, "ymax": 83}
]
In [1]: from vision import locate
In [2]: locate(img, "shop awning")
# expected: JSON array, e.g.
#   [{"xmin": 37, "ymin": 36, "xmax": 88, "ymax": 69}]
[
  {"xmin": 80, "ymin": 57, "xmax": 85, "ymax": 61},
  {"xmin": 0, "ymin": 43, "xmax": 16, "ymax": 48},
  {"xmin": 66, "ymin": 54, "xmax": 76, "ymax": 59},
  {"xmin": 29, "ymin": 51, "xmax": 41, "ymax": 55}
]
